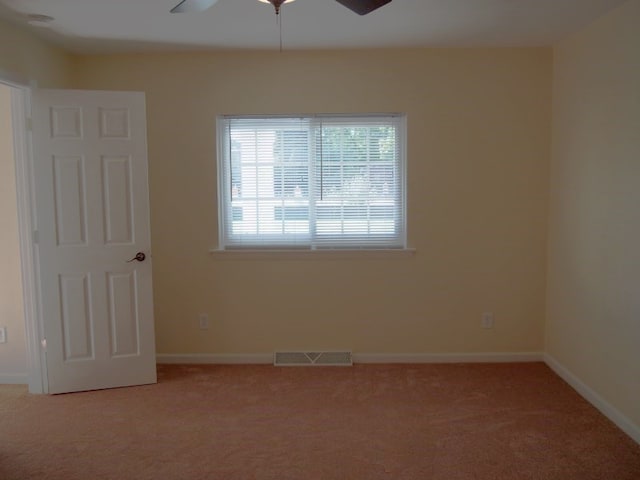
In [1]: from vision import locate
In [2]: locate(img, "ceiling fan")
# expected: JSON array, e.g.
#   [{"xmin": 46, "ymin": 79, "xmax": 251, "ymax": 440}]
[{"xmin": 170, "ymin": 0, "xmax": 393, "ymax": 16}]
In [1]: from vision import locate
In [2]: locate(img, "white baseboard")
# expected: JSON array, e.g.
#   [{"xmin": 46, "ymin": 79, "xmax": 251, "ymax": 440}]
[
  {"xmin": 157, "ymin": 352, "xmax": 543, "ymax": 366},
  {"xmin": 544, "ymin": 353, "xmax": 640, "ymax": 445},
  {"xmin": 354, "ymin": 352, "xmax": 543, "ymax": 363},
  {"xmin": 0, "ymin": 373, "xmax": 28, "ymax": 385},
  {"xmin": 157, "ymin": 353, "xmax": 273, "ymax": 365}
]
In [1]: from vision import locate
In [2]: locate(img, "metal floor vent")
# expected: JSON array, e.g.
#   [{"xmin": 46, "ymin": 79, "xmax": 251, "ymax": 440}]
[{"xmin": 274, "ymin": 351, "xmax": 353, "ymax": 366}]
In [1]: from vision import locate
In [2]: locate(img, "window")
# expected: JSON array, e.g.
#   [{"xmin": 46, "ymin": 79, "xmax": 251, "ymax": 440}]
[{"xmin": 217, "ymin": 114, "xmax": 406, "ymax": 249}]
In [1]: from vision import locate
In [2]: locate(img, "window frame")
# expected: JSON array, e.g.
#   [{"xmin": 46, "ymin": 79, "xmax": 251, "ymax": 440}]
[{"xmin": 216, "ymin": 114, "xmax": 407, "ymax": 251}]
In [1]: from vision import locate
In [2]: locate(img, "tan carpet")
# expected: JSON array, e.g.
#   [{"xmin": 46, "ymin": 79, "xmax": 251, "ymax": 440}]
[{"xmin": 1, "ymin": 363, "xmax": 639, "ymax": 479}]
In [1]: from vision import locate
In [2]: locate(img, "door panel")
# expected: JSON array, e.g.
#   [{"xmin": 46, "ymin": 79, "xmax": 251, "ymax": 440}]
[
  {"xmin": 59, "ymin": 273, "xmax": 93, "ymax": 361},
  {"xmin": 53, "ymin": 155, "xmax": 87, "ymax": 246},
  {"xmin": 102, "ymin": 155, "xmax": 134, "ymax": 245},
  {"xmin": 32, "ymin": 90, "xmax": 156, "ymax": 394},
  {"xmin": 106, "ymin": 270, "xmax": 139, "ymax": 357}
]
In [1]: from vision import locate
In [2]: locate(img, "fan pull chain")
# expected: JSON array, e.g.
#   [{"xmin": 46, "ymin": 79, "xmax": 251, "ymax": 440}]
[
  {"xmin": 278, "ymin": 8, "xmax": 283, "ymax": 52},
  {"xmin": 269, "ymin": 0, "xmax": 286, "ymax": 52}
]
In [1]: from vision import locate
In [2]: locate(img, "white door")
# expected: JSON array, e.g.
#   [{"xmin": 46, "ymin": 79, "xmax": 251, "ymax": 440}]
[{"xmin": 32, "ymin": 89, "xmax": 156, "ymax": 394}]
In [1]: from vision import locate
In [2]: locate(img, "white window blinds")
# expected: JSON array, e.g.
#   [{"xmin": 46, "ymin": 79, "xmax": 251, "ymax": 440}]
[{"xmin": 217, "ymin": 114, "xmax": 406, "ymax": 249}]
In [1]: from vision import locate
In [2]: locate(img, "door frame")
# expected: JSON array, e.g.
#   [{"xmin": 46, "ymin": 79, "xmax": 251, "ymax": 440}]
[{"xmin": 1, "ymin": 69, "xmax": 47, "ymax": 394}]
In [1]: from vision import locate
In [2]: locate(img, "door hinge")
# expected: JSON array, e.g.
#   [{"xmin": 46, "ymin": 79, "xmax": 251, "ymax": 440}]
[
  {"xmin": 41, "ymin": 338, "xmax": 47, "ymax": 350},
  {"xmin": 26, "ymin": 117, "xmax": 33, "ymax": 132},
  {"xmin": 33, "ymin": 230, "xmax": 39, "ymax": 244}
]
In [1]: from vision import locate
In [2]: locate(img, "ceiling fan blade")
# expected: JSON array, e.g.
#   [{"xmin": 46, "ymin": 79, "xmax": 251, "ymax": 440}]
[
  {"xmin": 335, "ymin": 0, "xmax": 392, "ymax": 15},
  {"xmin": 170, "ymin": 0, "xmax": 219, "ymax": 13}
]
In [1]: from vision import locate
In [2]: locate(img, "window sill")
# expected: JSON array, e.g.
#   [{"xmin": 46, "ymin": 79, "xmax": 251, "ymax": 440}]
[{"xmin": 209, "ymin": 248, "xmax": 416, "ymax": 260}]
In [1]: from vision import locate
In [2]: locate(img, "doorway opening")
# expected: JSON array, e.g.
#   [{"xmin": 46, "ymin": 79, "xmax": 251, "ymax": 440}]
[
  {"xmin": 0, "ymin": 74, "xmax": 46, "ymax": 394},
  {"xmin": 0, "ymin": 79, "xmax": 157, "ymax": 395},
  {"xmin": 0, "ymin": 82, "xmax": 27, "ymax": 384}
]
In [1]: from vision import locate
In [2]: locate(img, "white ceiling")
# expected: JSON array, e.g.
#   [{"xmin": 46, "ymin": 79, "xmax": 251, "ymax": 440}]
[{"xmin": 0, "ymin": 0, "xmax": 628, "ymax": 53}]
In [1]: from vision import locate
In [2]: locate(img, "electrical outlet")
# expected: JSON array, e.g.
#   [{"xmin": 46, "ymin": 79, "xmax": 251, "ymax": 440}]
[
  {"xmin": 481, "ymin": 312, "xmax": 494, "ymax": 329},
  {"xmin": 198, "ymin": 314, "xmax": 210, "ymax": 330},
  {"xmin": 0, "ymin": 326, "xmax": 7, "ymax": 343}
]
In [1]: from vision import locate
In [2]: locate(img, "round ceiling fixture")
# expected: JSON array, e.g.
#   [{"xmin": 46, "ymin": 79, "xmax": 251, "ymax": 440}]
[{"xmin": 26, "ymin": 13, "xmax": 55, "ymax": 27}]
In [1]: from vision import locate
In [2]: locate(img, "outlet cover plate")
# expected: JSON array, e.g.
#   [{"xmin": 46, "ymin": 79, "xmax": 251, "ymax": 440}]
[
  {"xmin": 198, "ymin": 314, "xmax": 209, "ymax": 330},
  {"xmin": 482, "ymin": 312, "xmax": 494, "ymax": 329},
  {"xmin": 0, "ymin": 327, "xmax": 6, "ymax": 343}
]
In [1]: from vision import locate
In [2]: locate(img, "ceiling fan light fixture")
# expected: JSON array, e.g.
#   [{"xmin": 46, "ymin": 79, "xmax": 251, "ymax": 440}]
[
  {"xmin": 257, "ymin": 0, "xmax": 296, "ymax": 4},
  {"xmin": 257, "ymin": 0, "xmax": 296, "ymax": 15}
]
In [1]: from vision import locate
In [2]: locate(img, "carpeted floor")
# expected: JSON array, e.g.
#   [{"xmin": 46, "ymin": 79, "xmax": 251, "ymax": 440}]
[{"xmin": 1, "ymin": 362, "xmax": 639, "ymax": 479}]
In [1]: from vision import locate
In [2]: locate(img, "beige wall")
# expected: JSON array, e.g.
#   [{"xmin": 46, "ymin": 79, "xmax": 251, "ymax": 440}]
[
  {"xmin": 71, "ymin": 48, "xmax": 551, "ymax": 355},
  {"xmin": 0, "ymin": 18, "xmax": 71, "ymax": 87},
  {"xmin": 0, "ymin": 84, "xmax": 26, "ymax": 377},
  {"xmin": 547, "ymin": 0, "xmax": 640, "ymax": 428}
]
